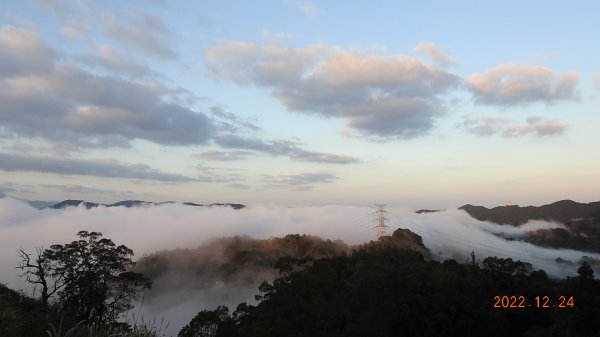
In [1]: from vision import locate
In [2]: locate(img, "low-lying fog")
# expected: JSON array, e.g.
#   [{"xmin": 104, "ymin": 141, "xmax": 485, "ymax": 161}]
[{"xmin": 1, "ymin": 197, "xmax": 598, "ymax": 336}]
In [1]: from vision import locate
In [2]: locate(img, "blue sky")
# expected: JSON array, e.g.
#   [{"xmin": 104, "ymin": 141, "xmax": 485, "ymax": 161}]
[{"xmin": 0, "ymin": 0, "xmax": 599, "ymax": 208}]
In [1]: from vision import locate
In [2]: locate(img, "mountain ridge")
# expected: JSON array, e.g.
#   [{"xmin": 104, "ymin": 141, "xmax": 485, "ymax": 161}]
[
  {"xmin": 459, "ymin": 199, "xmax": 600, "ymax": 225},
  {"xmin": 46, "ymin": 199, "xmax": 246, "ymax": 210},
  {"xmin": 459, "ymin": 199, "xmax": 600, "ymax": 253}
]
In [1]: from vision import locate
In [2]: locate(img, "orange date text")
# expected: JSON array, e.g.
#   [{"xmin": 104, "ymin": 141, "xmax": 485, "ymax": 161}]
[{"xmin": 492, "ymin": 295, "xmax": 574, "ymax": 309}]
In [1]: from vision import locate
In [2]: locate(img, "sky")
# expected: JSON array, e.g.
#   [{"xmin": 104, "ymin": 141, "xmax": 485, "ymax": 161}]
[{"xmin": 1, "ymin": 0, "xmax": 599, "ymax": 208}]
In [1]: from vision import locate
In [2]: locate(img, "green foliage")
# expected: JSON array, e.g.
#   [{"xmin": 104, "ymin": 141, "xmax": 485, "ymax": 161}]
[
  {"xmin": 178, "ymin": 305, "xmax": 230, "ymax": 337},
  {"xmin": 42, "ymin": 319, "xmax": 166, "ymax": 337},
  {"xmin": 576, "ymin": 261, "xmax": 594, "ymax": 280},
  {"xmin": 42, "ymin": 231, "xmax": 152, "ymax": 323},
  {"xmin": 6, "ymin": 231, "xmax": 154, "ymax": 336},
  {"xmin": 181, "ymin": 245, "xmax": 600, "ymax": 337},
  {"xmin": 78, "ymin": 320, "xmax": 166, "ymax": 337},
  {"xmin": 0, "ymin": 283, "xmax": 80, "ymax": 337},
  {"xmin": 134, "ymin": 234, "xmax": 350, "ymax": 292},
  {"xmin": 46, "ymin": 319, "xmax": 85, "ymax": 337},
  {"xmin": 482, "ymin": 256, "xmax": 529, "ymax": 277}
]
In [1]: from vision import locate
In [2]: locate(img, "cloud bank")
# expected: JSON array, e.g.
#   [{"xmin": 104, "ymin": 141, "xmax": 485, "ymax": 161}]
[
  {"xmin": 0, "ymin": 25, "xmax": 54, "ymax": 77},
  {"xmin": 205, "ymin": 42, "xmax": 459, "ymax": 140},
  {"xmin": 0, "ymin": 24, "xmax": 356, "ymax": 185},
  {"xmin": 0, "ymin": 152, "xmax": 198, "ymax": 182},
  {"xmin": 1, "ymin": 198, "xmax": 598, "ymax": 335},
  {"xmin": 1, "ymin": 198, "xmax": 596, "ymax": 289},
  {"xmin": 262, "ymin": 172, "xmax": 338, "ymax": 190},
  {"xmin": 205, "ymin": 43, "xmax": 575, "ymax": 141},
  {"xmin": 214, "ymin": 134, "xmax": 359, "ymax": 164},
  {"xmin": 0, "ymin": 25, "xmax": 214, "ymax": 150}
]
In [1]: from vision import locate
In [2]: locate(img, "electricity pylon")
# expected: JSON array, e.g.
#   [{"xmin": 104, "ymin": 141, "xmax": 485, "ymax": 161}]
[{"xmin": 374, "ymin": 204, "xmax": 389, "ymax": 238}]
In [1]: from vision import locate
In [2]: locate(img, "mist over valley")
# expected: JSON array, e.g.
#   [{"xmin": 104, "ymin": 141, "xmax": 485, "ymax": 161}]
[{"xmin": 1, "ymin": 197, "xmax": 599, "ymax": 335}]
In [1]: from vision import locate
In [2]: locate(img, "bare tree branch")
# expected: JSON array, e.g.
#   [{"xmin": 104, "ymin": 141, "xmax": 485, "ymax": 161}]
[{"xmin": 16, "ymin": 247, "xmax": 64, "ymax": 305}]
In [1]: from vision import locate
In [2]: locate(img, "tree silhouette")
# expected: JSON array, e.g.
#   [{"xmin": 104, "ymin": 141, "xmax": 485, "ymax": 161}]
[
  {"xmin": 16, "ymin": 247, "xmax": 64, "ymax": 305},
  {"xmin": 181, "ymin": 244, "xmax": 600, "ymax": 337},
  {"xmin": 41, "ymin": 231, "xmax": 151, "ymax": 322},
  {"xmin": 179, "ymin": 305, "xmax": 231, "ymax": 337},
  {"xmin": 577, "ymin": 261, "xmax": 594, "ymax": 280}
]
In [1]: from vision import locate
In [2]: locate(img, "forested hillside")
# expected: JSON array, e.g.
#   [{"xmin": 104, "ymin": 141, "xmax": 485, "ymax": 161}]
[
  {"xmin": 460, "ymin": 200, "xmax": 600, "ymax": 253},
  {"xmin": 180, "ymin": 243, "xmax": 600, "ymax": 337},
  {"xmin": 2, "ymin": 229, "xmax": 599, "ymax": 337}
]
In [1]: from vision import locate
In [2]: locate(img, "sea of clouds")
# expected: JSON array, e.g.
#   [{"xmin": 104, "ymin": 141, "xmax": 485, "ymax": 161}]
[{"xmin": 1, "ymin": 197, "xmax": 597, "ymax": 335}]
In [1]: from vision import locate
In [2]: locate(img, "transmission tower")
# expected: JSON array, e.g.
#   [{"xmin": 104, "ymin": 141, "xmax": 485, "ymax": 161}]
[{"xmin": 374, "ymin": 204, "xmax": 389, "ymax": 238}]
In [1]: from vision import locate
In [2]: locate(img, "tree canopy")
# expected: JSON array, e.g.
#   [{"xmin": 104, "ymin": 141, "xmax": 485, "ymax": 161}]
[
  {"xmin": 180, "ymin": 245, "xmax": 600, "ymax": 337},
  {"xmin": 19, "ymin": 231, "xmax": 151, "ymax": 323}
]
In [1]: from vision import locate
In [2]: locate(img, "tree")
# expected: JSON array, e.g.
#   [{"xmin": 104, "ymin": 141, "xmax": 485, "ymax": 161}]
[
  {"xmin": 41, "ymin": 231, "xmax": 151, "ymax": 323},
  {"xmin": 577, "ymin": 261, "xmax": 594, "ymax": 280},
  {"xmin": 482, "ymin": 256, "xmax": 528, "ymax": 276},
  {"xmin": 16, "ymin": 247, "xmax": 64, "ymax": 305},
  {"xmin": 178, "ymin": 305, "xmax": 231, "ymax": 337}
]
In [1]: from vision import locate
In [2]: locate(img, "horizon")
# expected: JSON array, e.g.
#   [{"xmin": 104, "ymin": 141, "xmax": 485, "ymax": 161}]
[
  {"xmin": 3, "ymin": 195, "xmax": 599, "ymax": 211},
  {"xmin": 1, "ymin": 1, "xmax": 599, "ymax": 208}
]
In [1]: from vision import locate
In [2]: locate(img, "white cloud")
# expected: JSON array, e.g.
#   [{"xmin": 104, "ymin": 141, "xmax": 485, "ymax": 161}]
[
  {"xmin": 462, "ymin": 115, "xmax": 568, "ymax": 137},
  {"xmin": 0, "ymin": 26, "xmax": 357, "ymax": 168},
  {"xmin": 263, "ymin": 172, "xmax": 338, "ymax": 190},
  {"xmin": 214, "ymin": 134, "xmax": 359, "ymax": 164},
  {"xmin": 197, "ymin": 150, "xmax": 256, "ymax": 161},
  {"xmin": 0, "ymin": 200, "xmax": 595, "ymax": 290},
  {"xmin": 1, "ymin": 200, "xmax": 597, "ymax": 334},
  {"xmin": 503, "ymin": 116, "xmax": 568, "ymax": 137},
  {"xmin": 60, "ymin": 19, "xmax": 89, "ymax": 39},
  {"xmin": 466, "ymin": 64, "xmax": 580, "ymax": 106},
  {"xmin": 0, "ymin": 29, "xmax": 215, "ymax": 149},
  {"xmin": 260, "ymin": 30, "xmax": 293, "ymax": 43},
  {"xmin": 462, "ymin": 115, "xmax": 511, "ymax": 136},
  {"xmin": 205, "ymin": 42, "xmax": 459, "ymax": 140},
  {"xmin": 32, "ymin": 0, "xmax": 69, "ymax": 16},
  {"xmin": 0, "ymin": 152, "xmax": 200, "ymax": 182},
  {"xmin": 288, "ymin": 1, "xmax": 323, "ymax": 17},
  {"xmin": 414, "ymin": 42, "xmax": 455, "ymax": 66},
  {"xmin": 99, "ymin": 11, "xmax": 178, "ymax": 58},
  {"xmin": 81, "ymin": 44, "xmax": 157, "ymax": 78},
  {"xmin": 0, "ymin": 25, "xmax": 54, "ymax": 77}
]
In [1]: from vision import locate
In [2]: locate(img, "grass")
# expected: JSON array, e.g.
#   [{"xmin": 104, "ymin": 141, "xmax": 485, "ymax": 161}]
[{"xmin": 45, "ymin": 318, "xmax": 169, "ymax": 337}]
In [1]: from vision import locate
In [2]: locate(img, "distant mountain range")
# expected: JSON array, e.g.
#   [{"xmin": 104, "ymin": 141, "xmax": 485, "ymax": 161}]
[
  {"xmin": 22, "ymin": 199, "xmax": 59, "ymax": 210},
  {"xmin": 24, "ymin": 199, "xmax": 246, "ymax": 210},
  {"xmin": 415, "ymin": 209, "xmax": 440, "ymax": 214},
  {"xmin": 459, "ymin": 199, "xmax": 600, "ymax": 225},
  {"xmin": 11, "ymin": 197, "xmax": 599, "ymax": 253},
  {"xmin": 459, "ymin": 200, "xmax": 600, "ymax": 254}
]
